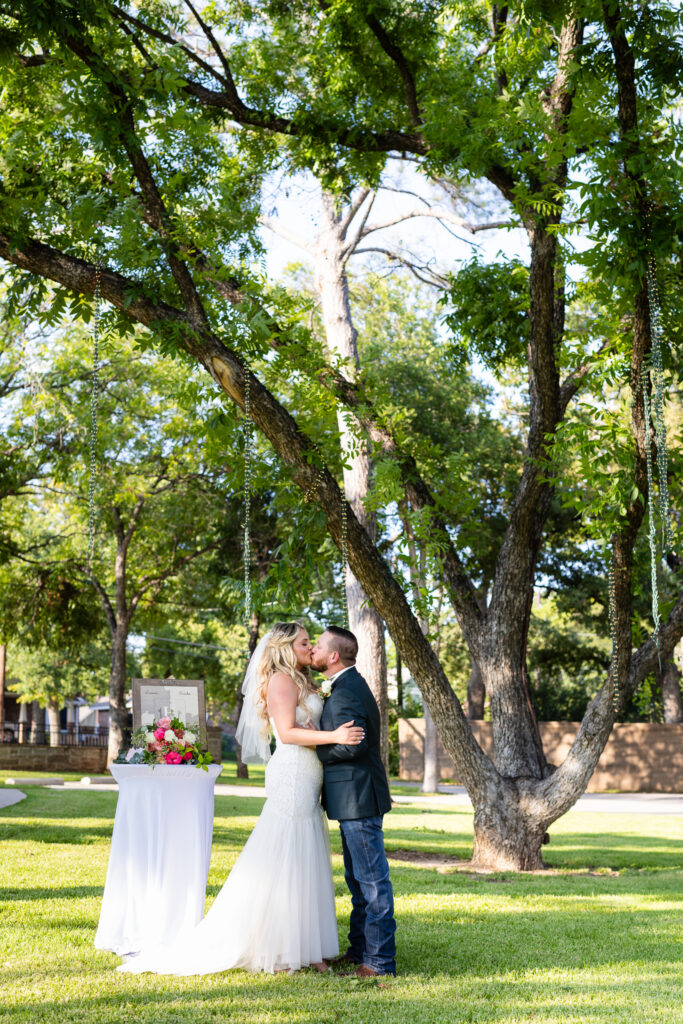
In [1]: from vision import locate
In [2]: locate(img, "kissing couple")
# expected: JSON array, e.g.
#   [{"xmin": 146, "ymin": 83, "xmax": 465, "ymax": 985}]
[{"xmin": 118, "ymin": 622, "xmax": 397, "ymax": 978}]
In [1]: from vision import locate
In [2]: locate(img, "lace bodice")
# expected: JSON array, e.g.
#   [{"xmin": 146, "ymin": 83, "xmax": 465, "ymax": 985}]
[{"xmin": 265, "ymin": 690, "xmax": 324, "ymax": 821}]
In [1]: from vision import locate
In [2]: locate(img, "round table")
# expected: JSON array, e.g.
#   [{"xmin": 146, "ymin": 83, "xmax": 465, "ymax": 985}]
[{"xmin": 94, "ymin": 763, "xmax": 223, "ymax": 955}]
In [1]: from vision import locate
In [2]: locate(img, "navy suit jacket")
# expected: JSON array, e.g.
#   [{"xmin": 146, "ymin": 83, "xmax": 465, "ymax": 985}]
[{"xmin": 316, "ymin": 667, "xmax": 391, "ymax": 821}]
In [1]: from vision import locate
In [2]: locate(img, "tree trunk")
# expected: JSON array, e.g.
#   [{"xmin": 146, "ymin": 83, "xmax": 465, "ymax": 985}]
[
  {"xmin": 0, "ymin": 644, "xmax": 5, "ymax": 735},
  {"xmin": 30, "ymin": 699, "xmax": 46, "ymax": 744},
  {"xmin": 472, "ymin": 781, "xmax": 547, "ymax": 870},
  {"xmin": 481, "ymin": 655, "xmax": 546, "ymax": 779},
  {"xmin": 315, "ymin": 191, "xmax": 389, "ymax": 769},
  {"xmin": 108, "ymin": 625, "xmax": 129, "ymax": 764},
  {"xmin": 234, "ymin": 609, "xmax": 261, "ymax": 778},
  {"xmin": 46, "ymin": 699, "xmax": 60, "ymax": 747},
  {"xmin": 465, "ymin": 659, "xmax": 485, "ymax": 720},
  {"xmin": 396, "ymin": 648, "xmax": 403, "ymax": 708},
  {"xmin": 662, "ymin": 656, "xmax": 683, "ymax": 724},
  {"xmin": 422, "ymin": 706, "xmax": 440, "ymax": 791}
]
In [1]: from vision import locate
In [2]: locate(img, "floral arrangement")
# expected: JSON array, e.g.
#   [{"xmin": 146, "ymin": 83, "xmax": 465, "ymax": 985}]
[{"xmin": 115, "ymin": 716, "xmax": 214, "ymax": 770}]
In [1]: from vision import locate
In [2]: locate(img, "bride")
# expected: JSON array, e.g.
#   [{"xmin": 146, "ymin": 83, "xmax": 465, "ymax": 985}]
[{"xmin": 118, "ymin": 621, "xmax": 364, "ymax": 976}]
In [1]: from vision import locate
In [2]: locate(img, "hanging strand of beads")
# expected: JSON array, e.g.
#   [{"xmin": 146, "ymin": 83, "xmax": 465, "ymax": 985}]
[
  {"xmin": 243, "ymin": 361, "xmax": 253, "ymax": 627},
  {"xmin": 87, "ymin": 261, "xmax": 101, "ymax": 581},
  {"xmin": 644, "ymin": 203, "xmax": 671, "ymax": 550},
  {"xmin": 607, "ymin": 556, "xmax": 620, "ymax": 713},
  {"xmin": 340, "ymin": 494, "xmax": 350, "ymax": 629}
]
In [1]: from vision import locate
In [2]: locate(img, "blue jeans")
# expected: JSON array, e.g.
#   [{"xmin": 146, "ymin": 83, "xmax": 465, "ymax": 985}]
[{"xmin": 339, "ymin": 815, "xmax": 396, "ymax": 975}]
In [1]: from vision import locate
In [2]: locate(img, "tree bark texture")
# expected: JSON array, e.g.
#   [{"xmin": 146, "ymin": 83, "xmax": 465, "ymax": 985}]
[
  {"xmin": 465, "ymin": 659, "xmax": 485, "ymax": 720},
  {"xmin": 30, "ymin": 699, "xmax": 46, "ymax": 745},
  {"xmin": 662, "ymin": 655, "xmax": 683, "ymax": 724},
  {"xmin": 108, "ymin": 626, "xmax": 130, "ymax": 765},
  {"xmin": 399, "ymin": 506, "xmax": 443, "ymax": 792},
  {"xmin": 315, "ymin": 192, "xmax": 389, "ymax": 769}
]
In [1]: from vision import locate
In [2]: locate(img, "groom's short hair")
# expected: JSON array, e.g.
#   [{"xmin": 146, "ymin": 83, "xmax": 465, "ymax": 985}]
[{"xmin": 325, "ymin": 626, "xmax": 358, "ymax": 665}]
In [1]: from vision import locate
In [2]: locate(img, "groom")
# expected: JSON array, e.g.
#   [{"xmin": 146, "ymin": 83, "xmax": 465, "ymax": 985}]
[{"xmin": 311, "ymin": 626, "xmax": 396, "ymax": 978}]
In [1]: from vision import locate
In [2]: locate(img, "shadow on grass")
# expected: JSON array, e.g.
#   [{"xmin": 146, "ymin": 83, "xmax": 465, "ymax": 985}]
[
  {"xmin": 0, "ymin": 885, "xmax": 103, "ymax": 902},
  {"xmin": 3, "ymin": 788, "xmax": 682, "ymax": 874}
]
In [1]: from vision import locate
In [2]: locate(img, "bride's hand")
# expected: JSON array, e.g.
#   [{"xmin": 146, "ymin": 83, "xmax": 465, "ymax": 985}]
[{"xmin": 333, "ymin": 720, "xmax": 365, "ymax": 745}]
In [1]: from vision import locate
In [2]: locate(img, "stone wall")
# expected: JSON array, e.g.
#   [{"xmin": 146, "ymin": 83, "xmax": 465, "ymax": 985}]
[
  {"xmin": 0, "ymin": 727, "xmax": 223, "ymax": 774},
  {"xmin": 399, "ymin": 719, "xmax": 683, "ymax": 792},
  {"xmin": 0, "ymin": 744, "xmax": 108, "ymax": 774},
  {"xmin": 206, "ymin": 726, "xmax": 223, "ymax": 766}
]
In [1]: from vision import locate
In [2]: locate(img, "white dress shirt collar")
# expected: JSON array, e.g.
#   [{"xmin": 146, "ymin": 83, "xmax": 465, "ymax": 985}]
[{"xmin": 329, "ymin": 664, "xmax": 354, "ymax": 686}]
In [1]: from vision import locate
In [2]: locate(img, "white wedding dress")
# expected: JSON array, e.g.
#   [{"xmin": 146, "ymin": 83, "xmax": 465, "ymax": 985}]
[{"xmin": 118, "ymin": 692, "xmax": 339, "ymax": 975}]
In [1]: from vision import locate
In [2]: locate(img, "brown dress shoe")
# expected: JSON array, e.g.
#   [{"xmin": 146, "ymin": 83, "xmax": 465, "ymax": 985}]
[
  {"xmin": 354, "ymin": 964, "xmax": 381, "ymax": 978},
  {"xmin": 330, "ymin": 951, "xmax": 362, "ymax": 967}
]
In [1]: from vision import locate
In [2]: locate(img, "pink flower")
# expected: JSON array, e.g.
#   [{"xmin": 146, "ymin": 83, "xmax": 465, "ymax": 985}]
[
  {"xmin": 154, "ymin": 728, "xmax": 165, "ymax": 742},
  {"xmin": 149, "ymin": 740, "xmax": 163, "ymax": 752},
  {"xmin": 157, "ymin": 716, "xmax": 171, "ymax": 729},
  {"xmin": 164, "ymin": 751, "xmax": 183, "ymax": 765}
]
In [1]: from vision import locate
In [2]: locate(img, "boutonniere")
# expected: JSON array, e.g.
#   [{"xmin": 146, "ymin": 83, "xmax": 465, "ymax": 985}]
[{"xmin": 319, "ymin": 679, "xmax": 333, "ymax": 700}]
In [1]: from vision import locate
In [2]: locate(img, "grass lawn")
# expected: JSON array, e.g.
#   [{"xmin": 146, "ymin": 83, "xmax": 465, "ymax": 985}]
[{"xmin": 1, "ymin": 786, "xmax": 681, "ymax": 1024}]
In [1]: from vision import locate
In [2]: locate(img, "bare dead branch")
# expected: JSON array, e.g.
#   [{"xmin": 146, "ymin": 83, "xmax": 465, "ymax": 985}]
[
  {"xmin": 351, "ymin": 247, "xmax": 449, "ymax": 289},
  {"xmin": 259, "ymin": 216, "xmax": 315, "ymax": 255}
]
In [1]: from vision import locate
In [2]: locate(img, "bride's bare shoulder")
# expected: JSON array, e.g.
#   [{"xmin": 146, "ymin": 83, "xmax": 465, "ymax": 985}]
[{"xmin": 267, "ymin": 672, "xmax": 297, "ymax": 698}]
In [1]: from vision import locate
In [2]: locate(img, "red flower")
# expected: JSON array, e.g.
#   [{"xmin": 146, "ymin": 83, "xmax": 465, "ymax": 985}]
[
  {"xmin": 183, "ymin": 751, "xmax": 193, "ymax": 761},
  {"xmin": 154, "ymin": 728, "xmax": 165, "ymax": 742}
]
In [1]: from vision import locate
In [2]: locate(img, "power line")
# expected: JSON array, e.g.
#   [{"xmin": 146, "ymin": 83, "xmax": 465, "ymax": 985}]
[{"xmin": 141, "ymin": 633, "xmax": 230, "ymax": 652}]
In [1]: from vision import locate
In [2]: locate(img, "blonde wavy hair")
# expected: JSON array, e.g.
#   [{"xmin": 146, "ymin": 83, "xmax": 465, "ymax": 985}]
[{"xmin": 255, "ymin": 621, "xmax": 313, "ymax": 729}]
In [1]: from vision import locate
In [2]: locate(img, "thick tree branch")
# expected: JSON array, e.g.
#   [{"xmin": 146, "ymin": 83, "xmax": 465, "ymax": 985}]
[
  {"xmin": 488, "ymin": 19, "xmax": 584, "ymax": 643},
  {"xmin": 492, "ymin": 4, "xmax": 509, "ymax": 94},
  {"xmin": 559, "ymin": 337, "xmax": 611, "ymax": 413},
  {"xmin": 16, "ymin": 52, "xmax": 49, "ymax": 67},
  {"xmin": 61, "ymin": 32, "xmax": 209, "ymax": 327},
  {"xmin": 110, "ymin": 5, "xmax": 228, "ymax": 87},
  {"xmin": 130, "ymin": 541, "xmax": 216, "ymax": 614},
  {"xmin": 365, "ymin": 14, "xmax": 422, "ymax": 127},
  {"xmin": 180, "ymin": 0, "xmax": 240, "ymax": 94},
  {"xmin": 122, "ymin": 493, "xmax": 146, "ymax": 552},
  {"xmin": 359, "ymin": 207, "xmax": 516, "ymax": 240},
  {"xmin": 90, "ymin": 574, "xmax": 117, "ymax": 638},
  {"xmin": 338, "ymin": 188, "xmax": 374, "ymax": 237}
]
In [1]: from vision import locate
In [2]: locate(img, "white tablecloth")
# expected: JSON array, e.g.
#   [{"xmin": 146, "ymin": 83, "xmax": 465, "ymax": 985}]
[{"xmin": 94, "ymin": 763, "xmax": 223, "ymax": 955}]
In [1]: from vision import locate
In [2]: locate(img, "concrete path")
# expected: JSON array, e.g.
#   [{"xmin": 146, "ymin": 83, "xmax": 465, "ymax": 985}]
[
  {"xmin": 0, "ymin": 789, "xmax": 26, "ymax": 809},
  {"xmin": 391, "ymin": 784, "xmax": 683, "ymax": 815},
  {"xmin": 4, "ymin": 780, "xmax": 682, "ymax": 814}
]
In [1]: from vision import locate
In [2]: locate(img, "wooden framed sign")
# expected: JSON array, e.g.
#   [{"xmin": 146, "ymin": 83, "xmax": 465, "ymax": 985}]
[{"xmin": 132, "ymin": 679, "xmax": 207, "ymax": 748}]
